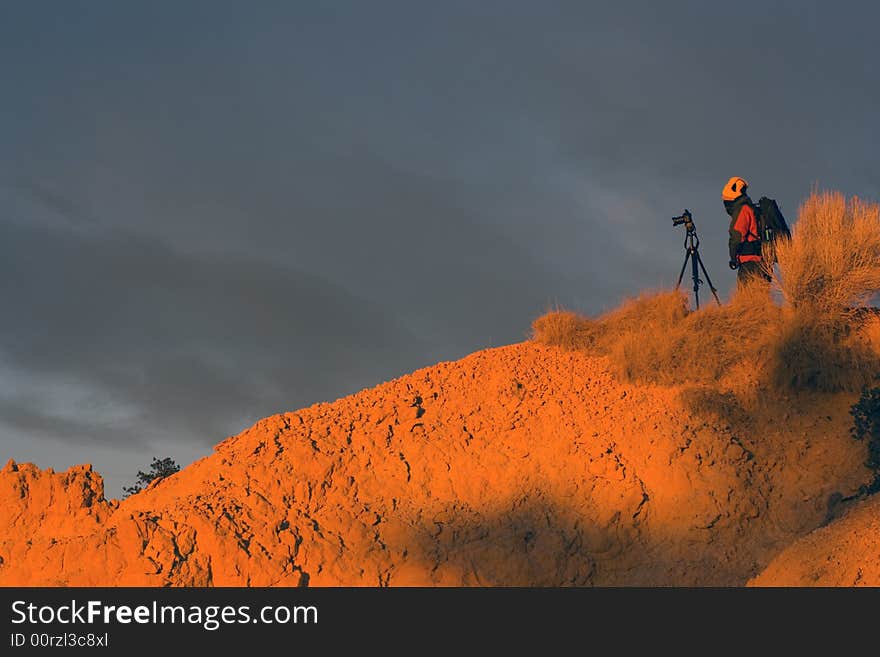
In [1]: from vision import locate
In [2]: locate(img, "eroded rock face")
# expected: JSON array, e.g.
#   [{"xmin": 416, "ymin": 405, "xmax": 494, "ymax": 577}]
[
  {"xmin": 0, "ymin": 343, "xmax": 869, "ymax": 586},
  {"xmin": 1, "ymin": 460, "xmax": 114, "ymax": 537}
]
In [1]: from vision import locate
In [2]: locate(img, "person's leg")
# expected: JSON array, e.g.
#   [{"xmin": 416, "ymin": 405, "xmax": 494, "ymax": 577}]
[{"xmin": 737, "ymin": 260, "xmax": 763, "ymax": 287}]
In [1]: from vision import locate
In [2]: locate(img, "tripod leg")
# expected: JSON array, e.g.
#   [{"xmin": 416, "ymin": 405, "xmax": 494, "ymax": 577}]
[
  {"xmin": 690, "ymin": 247, "xmax": 701, "ymax": 309},
  {"xmin": 695, "ymin": 251, "xmax": 722, "ymax": 306},
  {"xmin": 675, "ymin": 250, "xmax": 691, "ymax": 290}
]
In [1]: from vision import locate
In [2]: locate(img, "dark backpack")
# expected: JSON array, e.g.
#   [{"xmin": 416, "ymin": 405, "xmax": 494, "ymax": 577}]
[
  {"xmin": 751, "ymin": 196, "xmax": 791, "ymax": 262},
  {"xmin": 755, "ymin": 196, "xmax": 791, "ymax": 244}
]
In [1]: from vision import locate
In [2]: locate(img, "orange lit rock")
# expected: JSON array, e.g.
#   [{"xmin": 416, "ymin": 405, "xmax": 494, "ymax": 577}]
[{"xmin": 0, "ymin": 343, "xmax": 869, "ymax": 586}]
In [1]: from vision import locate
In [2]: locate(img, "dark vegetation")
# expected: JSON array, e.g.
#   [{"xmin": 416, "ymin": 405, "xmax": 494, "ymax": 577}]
[
  {"xmin": 851, "ymin": 387, "xmax": 880, "ymax": 495},
  {"xmin": 122, "ymin": 456, "xmax": 181, "ymax": 497}
]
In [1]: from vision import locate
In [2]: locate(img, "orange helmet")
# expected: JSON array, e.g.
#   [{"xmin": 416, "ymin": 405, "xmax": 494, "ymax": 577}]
[{"xmin": 722, "ymin": 176, "xmax": 748, "ymax": 201}]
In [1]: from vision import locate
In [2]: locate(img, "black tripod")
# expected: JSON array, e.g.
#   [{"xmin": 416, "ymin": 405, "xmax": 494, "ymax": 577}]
[{"xmin": 674, "ymin": 216, "xmax": 721, "ymax": 309}]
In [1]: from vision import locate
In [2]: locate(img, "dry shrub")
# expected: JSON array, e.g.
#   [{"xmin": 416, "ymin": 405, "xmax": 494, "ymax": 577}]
[
  {"xmin": 599, "ymin": 292, "xmax": 691, "ymax": 383},
  {"xmin": 534, "ymin": 286, "xmax": 779, "ymax": 386},
  {"xmin": 774, "ymin": 191, "xmax": 880, "ymax": 313},
  {"xmin": 531, "ymin": 191, "xmax": 880, "ymax": 392},
  {"xmin": 531, "ymin": 292, "xmax": 688, "ymax": 353},
  {"xmin": 769, "ymin": 191, "xmax": 880, "ymax": 390},
  {"xmin": 771, "ymin": 310, "xmax": 880, "ymax": 392},
  {"xmin": 594, "ymin": 290, "xmax": 689, "ymax": 342},
  {"xmin": 530, "ymin": 309, "xmax": 594, "ymax": 350},
  {"xmin": 608, "ymin": 281, "xmax": 781, "ymax": 385}
]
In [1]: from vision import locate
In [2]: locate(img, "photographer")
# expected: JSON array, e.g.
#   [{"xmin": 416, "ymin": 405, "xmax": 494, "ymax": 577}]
[{"xmin": 722, "ymin": 176, "xmax": 763, "ymax": 287}]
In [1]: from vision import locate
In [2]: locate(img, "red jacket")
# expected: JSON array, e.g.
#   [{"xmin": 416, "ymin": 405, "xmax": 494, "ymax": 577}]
[{"xmin": 731, "ymin": 203, "xmax": 761, "ymax": 263}]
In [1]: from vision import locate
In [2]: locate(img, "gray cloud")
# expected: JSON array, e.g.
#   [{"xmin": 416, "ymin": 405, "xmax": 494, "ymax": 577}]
[
  {"xmin": 0, "ymin": 211, "xmax": 428, "ymax": 414},
  {"xmin": 1, "ymin": 1, "xmax": 878, "ymax": 493}
]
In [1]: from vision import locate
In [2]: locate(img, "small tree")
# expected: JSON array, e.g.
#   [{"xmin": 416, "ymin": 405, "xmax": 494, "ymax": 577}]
[{"xmin": 122, "ymin": 456, "xmax": 180, "ymax": 498}]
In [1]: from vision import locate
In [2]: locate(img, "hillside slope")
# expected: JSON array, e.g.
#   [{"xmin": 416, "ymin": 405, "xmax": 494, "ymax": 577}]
[
  {"xmin": 0, "ymin": 342, "xmax": 869, "ymax": 586},
  {"xmin": 749, "ymin": 494, "xmax": 880, "ymax": 586}
]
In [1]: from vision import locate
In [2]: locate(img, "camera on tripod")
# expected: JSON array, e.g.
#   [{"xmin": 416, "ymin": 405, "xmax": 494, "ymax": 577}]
[
  {"xmin": 671, "ymin": 209, "xmax": 695, "ymax": 232},
  {"xmin": 670, "ymin": 208, "xmax": 721, "ymax": 309}
]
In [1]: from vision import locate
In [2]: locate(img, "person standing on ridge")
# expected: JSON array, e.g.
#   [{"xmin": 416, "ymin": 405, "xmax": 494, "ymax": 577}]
[{"xmin": 722, "ymin": 176, "xmax": 764, "ymax": 287}]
